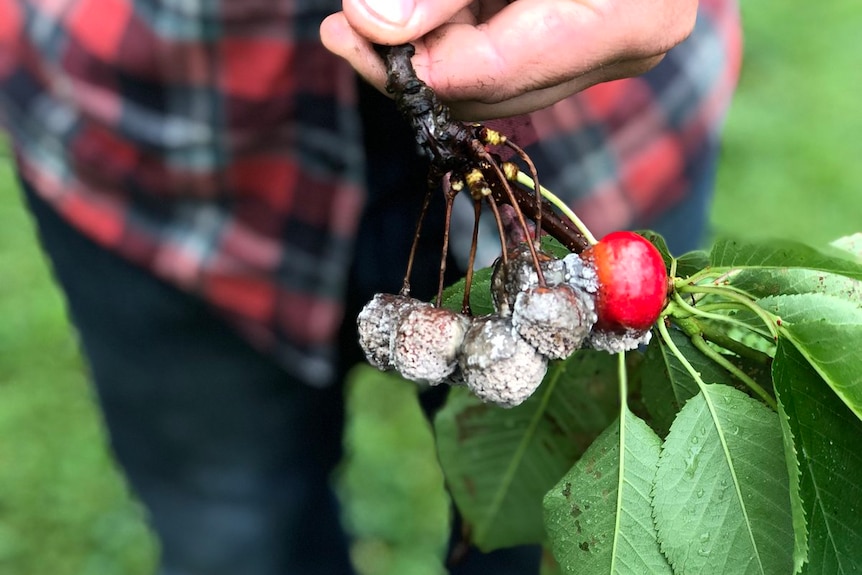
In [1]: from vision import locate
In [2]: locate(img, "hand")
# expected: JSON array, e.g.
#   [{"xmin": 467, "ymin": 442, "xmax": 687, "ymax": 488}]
[{"xmin": 320, "ymin": 0, "xmax": 697, "ymax": 120}]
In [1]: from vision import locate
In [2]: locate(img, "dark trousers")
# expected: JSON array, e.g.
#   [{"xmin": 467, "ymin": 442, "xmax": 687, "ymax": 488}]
[{"xmin": 24, "ymin": 182, "xmax": 355, "ymax": 575}]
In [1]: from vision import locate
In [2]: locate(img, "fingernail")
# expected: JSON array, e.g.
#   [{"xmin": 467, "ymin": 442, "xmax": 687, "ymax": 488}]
[{"xmin": 362, "ymin": 0, "xmax": 415, "ymax": 26}]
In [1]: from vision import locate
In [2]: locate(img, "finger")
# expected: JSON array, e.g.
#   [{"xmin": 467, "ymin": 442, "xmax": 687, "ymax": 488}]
[
  {"xmin": 320, "ymin": 12, "xmax": 390, "ymax": 95},
  {"xmin": 321, "ymin": 11, "xmax": 666, "ymax": 119},
  {"xmin": 339, "ymin": 0, "xmax": 477, "ymax": 46},
  {"xmin": 447, "ymin": 55, "xmax": 665, "ymax": 120},
  {"xmin": 409, "ymin": 0, "xmax": 695, "ymax": 104}
]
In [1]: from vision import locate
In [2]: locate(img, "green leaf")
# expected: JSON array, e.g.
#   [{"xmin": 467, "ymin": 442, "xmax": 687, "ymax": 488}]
[
  {"xmin": 641, "ymin": 328, "xmax": 718, "ymax": 436},
  {"xmin": 434, "ymin": 350, "xmax": 619, "ymax": 550},
  {"xmin": 337, "ymin": 366, "xmax": 450, "ymax": 575},
  {"xmin": 639, "ymin": 230, "xmax": 673, "ymax": 269},
  {"xmin": 756, "ymin": 292, "xmax": 862, "ymax": 325},
  {"xmin": 773, "ymin": 341, "xmax": 862, "ymax": 575},
  {"xmin": 544, "ymin": 409, "xmax": 672, "ymax": 575},
  {"xmin": 541, "ymin": 235, "xmax": 573, "ymax": 259},
  {"xmin": 709, "ymin": 238, "xmax": 862, "ymax": 280},
  {"xmin": 652, "ymin": 384, "xmax": 794, "ymax": 575},
  {"xmin": 730, "ymin": 268, "xmax": 862, "ymax": 303},
  {"xmin": 755, "ymin": 294, "xmax": 862, "ymax": 419},
  {"xmin": 772, "ymin": 343, "xmax": 809, "ymax": 574},
  {"xmin": 675, "ymin": 250, "xmax": 711, "ymax": 279},
  {"xmin": 440, "ymin": 237, "xmax": 575, "ymax": 316},
  {"xmin": 440, "ymin": 266, "xmax": 495, "ymax": 316}
]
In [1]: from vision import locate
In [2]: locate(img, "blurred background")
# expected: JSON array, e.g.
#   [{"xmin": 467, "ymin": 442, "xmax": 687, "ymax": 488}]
[{"xmin": 0, "ymin": 1, "xmax": 860, "ymax": 574}]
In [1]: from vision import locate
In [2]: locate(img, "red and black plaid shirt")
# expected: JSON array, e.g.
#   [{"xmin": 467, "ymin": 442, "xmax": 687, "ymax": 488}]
[{"xmin": 0, "ymin": 0, "xmax": 740, "ymax": 385}]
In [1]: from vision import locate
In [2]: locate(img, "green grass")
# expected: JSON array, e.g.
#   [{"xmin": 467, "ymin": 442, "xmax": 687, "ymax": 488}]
[
  {"xmin": 0, "ymin": 152, "xmax": 158, "ymax": 575},
  {"xmin": 0, "ymin": 2, "xmax": 860, "ymax": 572},
  {"xmin": 711, "ymin": 0, "xmax": 862, "ymax": 245}
]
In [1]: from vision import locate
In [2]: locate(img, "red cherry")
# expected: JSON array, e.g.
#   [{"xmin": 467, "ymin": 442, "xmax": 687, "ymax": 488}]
[{"xmin": 582, "ymin": 231, "xmax": 669, "ymax": 332}]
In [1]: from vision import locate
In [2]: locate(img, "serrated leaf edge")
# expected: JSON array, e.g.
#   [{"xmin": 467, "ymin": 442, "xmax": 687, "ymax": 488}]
[
  {"xmin": 776, "ymin": 343, "xmax": 855, "ymax": 574},
  {"xmin": 773, "ymin": 381, "xmax": 809, "ymax": 574}
]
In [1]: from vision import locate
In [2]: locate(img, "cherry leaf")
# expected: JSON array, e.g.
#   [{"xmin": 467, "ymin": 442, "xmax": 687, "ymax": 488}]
[
  {"xmin": 773, "ymin": 340, "xmax": 862, "ymax": 574},
  {"xmin": 675, "ymin": 250, "xmax": 711, "ymax": 278},
  {"xmin": 772, "ymin": 343, "xmax": 809, "ymax": 574},
  {"xmin": 652, "ymin": 384, "xmax": 794, "ymax": 575},
  {"xmin": 440, "ymin": 267, "xmax": 495, "ymax": 316},
  {"xmin": 637, "ymin": 230, "xmax": 713, "ymax": 279},
  {"xmin": 638, "ymin": 230, "xmax": 673, "ymax": 269},
  {"xmin": 434, "ymin": 350, "xmax": 619, "ymax": 551},
  {"xmin": 730, "ymin": 268, "xmax": 862, "ymax": 303},
  {"xmin": 338, "ymin": 366, "xmax": 450, "ymax": 571},
  {"xmin": 544, "ymin": 409, "xmax": 672, "ymax": 575},
  {"xmin": 541, "ymin": 235, "xmax": 574, "ymax": 259},
  {"xmin": 709, "ymin": 238, "xmax": 862, "ymax": 280},
  {"xmin": 641, "ymin": 327, "xmax": 720, "ymax": 436},
  {"xmin": 755, "ymin": 294, "xmax": 862, "ymax": 420}
]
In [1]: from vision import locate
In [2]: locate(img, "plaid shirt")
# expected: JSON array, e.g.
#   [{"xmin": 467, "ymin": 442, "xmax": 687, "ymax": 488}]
[{"xmin": 0, "ymin": 0, "xmax": 740, "ymax": 386}]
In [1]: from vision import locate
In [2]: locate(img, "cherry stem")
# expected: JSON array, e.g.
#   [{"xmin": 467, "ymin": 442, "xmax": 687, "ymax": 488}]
[
  {"xmin": 677, "ymin": 284, "xmax": 780, "ymax": 341},
  {"xmin": 477, "ymin": 147, "xmax": 546, "ymax": 286},
  {"xmin": 688, "ymin": 317, "xmax": 773, "ymax": 365},
  {"xmin": 462, "ymin": 199, "xmax": 482, "ymax": 315},
  {"xmin": 504, "ymin": 140, "xmax": 543, "ymax": 242},
  {"xmin": 668, "ymin": 292, "xmax": 774, "ymax": 341},
  {"xmin": 673, "ymin": 267, "xmax": 741, "ymax": 290},
  {"xmin": 436, "ymin": 190, "xmax": 456, "ymax": 308},
  {"xmin": 491, "ymin": 177, "xmax": 589, "ymax": 254},
  {"xmin": 485, "ymin": 194, "xmax": 509, "ymax": 267},
  {"xmin": 692, "ymin": 334, "xmax": 777, "ymax": 409},
  {"xmin": 673, "ymin": 316, "xmax": 777, "ymax": 409},
  {"xmin": 657, "ymin": 320, "xmax": 706, "ymax": 388},
  {"xmin": 401, "ymin": 183, "xmax": 434, "ymax": 295},
  {"xmin": 617, "ymin": 352, "xmax": 629, "ymax": 411},
  {"xmin": 515, "ymin": 171, "xmax": 598, "ymax": 245}
]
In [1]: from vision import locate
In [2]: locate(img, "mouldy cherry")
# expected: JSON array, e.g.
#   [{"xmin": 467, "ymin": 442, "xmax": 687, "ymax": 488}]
[
  {"xmin": 490, "ymin": 244, "xmax": 566, "ymax": 316},
  {"xmin": 459, "ymin": 316, "xmax": 548, "ymax": 408},
  {"xmin": 512, "ymin": 284, "xmax": 596, "ymax": 359},
  {"xmin": 357, "ymin": 293, "xmax": 417, "ymax": 370},
  {"xmin": 390, "ymin": 303, "xmax": 470, "ymax": 385},
  {"xmin": 581, "ymin": 231, "xmax": 669, "ymax": 333}
]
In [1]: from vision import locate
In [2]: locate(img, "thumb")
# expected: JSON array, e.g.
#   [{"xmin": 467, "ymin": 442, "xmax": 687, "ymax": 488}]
[{"xmin": 341, "ymin": 0, "xmax": 475, "ymax": 45}]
